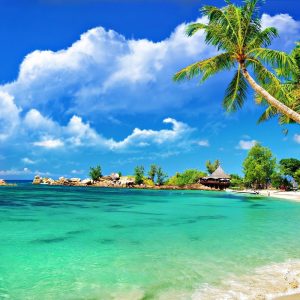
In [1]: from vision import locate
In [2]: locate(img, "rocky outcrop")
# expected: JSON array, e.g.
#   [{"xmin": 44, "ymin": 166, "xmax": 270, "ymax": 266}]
[
  {"xmin": 31, "ymin": 174, "xmax": 214, "ymax": 191},
  {"xmin": 0, "ymin": 179, "xmax": 7, "ymax": 186}
]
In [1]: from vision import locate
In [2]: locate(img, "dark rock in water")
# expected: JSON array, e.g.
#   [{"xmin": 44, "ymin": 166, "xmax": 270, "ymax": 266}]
[{"xmin": 31, "ymin": 236, "xmax": 69, "ymax": 244}]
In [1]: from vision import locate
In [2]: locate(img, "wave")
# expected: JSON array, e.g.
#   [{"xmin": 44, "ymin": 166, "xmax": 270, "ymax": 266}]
[{"xmin": 191, "ymin": 259, "xmax": 300, "ymax": 300}]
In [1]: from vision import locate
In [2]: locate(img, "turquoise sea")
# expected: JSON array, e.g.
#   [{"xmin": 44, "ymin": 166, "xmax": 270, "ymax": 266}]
[{"xmin": 1, "ymin": 184, "xmax": 300, "ymax": 299}]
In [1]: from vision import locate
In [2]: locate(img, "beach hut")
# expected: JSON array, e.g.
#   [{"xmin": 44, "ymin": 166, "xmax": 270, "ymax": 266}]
[{"xmin": 200, "ymin": 165, "xmax": 231, "ymax": 189}]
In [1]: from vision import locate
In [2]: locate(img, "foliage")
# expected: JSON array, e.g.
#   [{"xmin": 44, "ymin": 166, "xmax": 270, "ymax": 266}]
[
  {"xmin": 279, "ymin": 158, "xmax": 300, "ymax": 177},
  {"xmin": 243, "ymin": 143, "xmax": 276, "ymax": 189},
  {"xmin": 143, "ymin": 178, "xmax": 155, "ymax": 187},
  {"xmin": 134, "ymin": 166, "xmax": 145, "ymax": 185},
  {"xmin": 167, "ymin": 169, "xmax": 207, "ymax": 186},
  {"xmin": 271, "ymin": 172, "xmax": 287, "ymax": 189},
  {"xmin": 294, "ymin": 169, "xmax": 300, "ymax": 185},
  {"xmin": 258, "ymin": 42, "xmax": 300, "ymax": 124},
  {"xmin": 206, "ymin": 159, "xmax": 220, "ymax": 174},
  {"xmin": 148, "ymin": 164, "xmax": 157, "ymax": 182},
  {"xmin": 156, "ymin": 167, "xmax": 168, "ymax": 186},
  {"xmin": 118, "ymin": 171, "xmax": 122, "ymax": 177},
  {"xmin": 89, "ymin": 165, "xmax": 102, "ymax": 181},
  {"xmin": 230, "ymin": 174, "xmax": 244, "ymax": 188},
  {"xmin": 173, "ymin": 0, "xmax": 299, "ymax": 123}
]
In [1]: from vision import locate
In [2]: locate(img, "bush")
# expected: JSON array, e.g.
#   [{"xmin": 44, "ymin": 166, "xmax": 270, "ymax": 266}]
[
  {"xmin": 134, "ymin": 166, "xmax": 145, "ymax": 184},
  {"xmin": 230, "ymin": 174, "xmax": 244, "ymax": 189},
  {"xmin": 89, "ymin": 166, "xmax": 102, "ymax": 181},
  {"xmin": 156, "ymin": 167, "xmax": 168, "ymax": 186},
  {"xmin": 167, "ymin": 169, "xmax": 206, "ymax": 186}
]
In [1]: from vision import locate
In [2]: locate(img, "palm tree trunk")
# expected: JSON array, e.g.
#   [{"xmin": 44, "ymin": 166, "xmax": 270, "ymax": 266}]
[{"xmin": 241, "ymin": 64, "xmax": 300, "ymax": 124}]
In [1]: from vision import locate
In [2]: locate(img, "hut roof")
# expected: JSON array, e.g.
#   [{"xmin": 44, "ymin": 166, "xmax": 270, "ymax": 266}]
[{"xmin": 203, "ymin": 166, "xmax": 230, "ymax": 179}]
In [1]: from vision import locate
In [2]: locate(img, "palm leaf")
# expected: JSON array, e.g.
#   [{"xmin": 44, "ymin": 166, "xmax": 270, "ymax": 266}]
[
  {"xmin": 173, "ymin": 53, "xmax": 234, "ymax": 82},
  {"xmin": 223, "ymin": 67, "xmax": 248, "ymax": 111}
]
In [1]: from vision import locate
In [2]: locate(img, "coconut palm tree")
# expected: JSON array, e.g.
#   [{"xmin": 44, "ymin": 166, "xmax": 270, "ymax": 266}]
[
  {"xmin": 258, "ymin": 42, "xmax": 300, "ymax": 124},
  {"xmin": 173, "ymin": 0, "xmax": 300, "ymax": 124}
]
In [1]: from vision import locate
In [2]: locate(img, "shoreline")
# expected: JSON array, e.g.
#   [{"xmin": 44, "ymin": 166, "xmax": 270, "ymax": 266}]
[{"xmin": 233, "ymin": 189, "xmax": 300, "ymax": 202}]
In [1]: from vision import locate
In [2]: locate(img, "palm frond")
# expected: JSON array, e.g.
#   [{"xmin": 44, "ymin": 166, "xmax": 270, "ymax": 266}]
[
  {"xmin": 248, "ymin": 48, "xmax": 296, "ymax": 73},
  {"xmin": 173, "ymin": 53, "xmax": 234, "ymax": 82},
  {"xmin": 223, "ymin": 67, "xmax": 248, "ymax": 111},
  {"xmin": 186, "ymin": 23, "xmax": 207, "ymax": 36}
]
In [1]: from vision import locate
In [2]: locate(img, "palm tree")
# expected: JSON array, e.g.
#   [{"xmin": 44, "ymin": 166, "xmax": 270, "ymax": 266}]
[
  {"xmin": 258, "ymin": 42, "xmax": 300, "ymax": 124},
  {"xmin": 173, "ymin": 0, "xmax": 300, "ymax": 124}
]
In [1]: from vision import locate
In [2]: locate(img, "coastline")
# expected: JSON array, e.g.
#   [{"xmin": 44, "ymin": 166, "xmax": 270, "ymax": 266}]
[{"xmin": 235, "ymin": 190, "xmax": 300, "ymax": 202}]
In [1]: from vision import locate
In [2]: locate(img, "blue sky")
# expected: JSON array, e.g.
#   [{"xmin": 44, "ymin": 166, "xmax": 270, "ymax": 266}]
[{"xmin": 0, "ymin": 0, "xmax": 299, "ymax": 179}]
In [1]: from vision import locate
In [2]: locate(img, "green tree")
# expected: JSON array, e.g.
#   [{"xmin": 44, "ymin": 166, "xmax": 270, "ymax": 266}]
[
  {"xmin": 173, "ymin": 0, "xmax": 300, "ymax": 123},
  {"xmin": 258, "ymin": 42, "xmax": 300, "ymax": 124},
  {"xmin": 167, "ymin": 169, "xmax": 207, "ymax": 186},
  {"xmin": 89, "ymin": 165, "xmax": 102, "ymax": 181},
  {"xmin": 156, "ymin": 167, "xmax": 168, "ymax": 186},
  {"xmin": 206, "ymin": 160, "xmax": 220, "ymax": 174},
  {"xmin": 148, "ymin": 164, "xmax": 157, "ymax": 182},
  {"xmin": 279, "ymin": 158, "xmax": 300, "ymax": 177},
  {"xmin": 271, "ymin": 172, "xmax": 285, "ymax": 189},
  {"xmin": 294, "ymin": 169, "xmax": 300, "ymax": 185},
  {"xmin": 230, "ymin": 174, "xmax": 244, "ymax": 189},
  {"xmin": 243, "ymin": 143, "xmax": 276, "ymax": 189},
  {"xmin": 134, "ymin": 166, "xmax": 145, "ymax": 185}
]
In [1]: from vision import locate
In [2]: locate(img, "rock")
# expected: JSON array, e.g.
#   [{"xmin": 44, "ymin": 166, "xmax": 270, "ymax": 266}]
[
  {"xmin": 119, "ymin": 177, "xmax": 135, "ymax": 187},
  {"xmin": 110, "ymin": 173, "xmax": 120, "ymax": 181},
  {"xmin": 32, "ymin": 175, "xmax": 42, "ymax": 185},
  {"xmin": 82, "ymin": 179, "xmax": 92, "ymax": 185},
  {"xmin": 70, "ymin": 178, "xmax": 81, "ymax": 183},
  {"xmin": 0, "ymin": 179, "xmax": 7, "ymax": 186}
]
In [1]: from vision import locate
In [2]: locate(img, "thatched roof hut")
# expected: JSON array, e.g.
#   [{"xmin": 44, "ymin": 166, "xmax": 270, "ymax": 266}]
[
  {"xmin": 203, "ymin": 166, "xmax": 230, "ymax": 180},
  {"xmin": 200, "ymin": 165, "xmax": 230, "ymax": 189}
]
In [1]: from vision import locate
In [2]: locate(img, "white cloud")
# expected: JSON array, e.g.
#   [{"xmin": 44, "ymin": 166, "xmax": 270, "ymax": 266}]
[
  {"xmin": 22, "ymin": 157, "xmax": 36, "ymax": 164},
  {"xmin": 1, "ymin": 17, "xmax": 217, "ymax": 118},
  {"xmin": 105, "ymin": 117, "xmax": 194, "ymax": 150},
  {"xmin": 33, "ymin": 138, "xmax": 64, "ymax": 149},
  {"xmin": 261, "ymin": 14, "xmax": 300, "ymax": 49},
  {"xmin": 24, "ymin": 109, "xmax": 56, "ymax": 130},
  {"xmin": 0, "ymin": 91, "xmax": 21, "ymax": 140},
  {"xmin": 294, "ymin": 134, "xmax": 300, "ymax": 144},
  {"xmin": 237, "ymin": 140, "xmax": 257, "ymax": 150},
  {"xmin": 198, "ymin": 139, "xmax": 210, "ymax": 147}
]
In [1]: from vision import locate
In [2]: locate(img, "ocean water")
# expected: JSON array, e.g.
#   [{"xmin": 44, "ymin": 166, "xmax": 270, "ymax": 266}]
[{"xmin": 1, "ymin": 184, "xmax": 300, "ymax": 299}]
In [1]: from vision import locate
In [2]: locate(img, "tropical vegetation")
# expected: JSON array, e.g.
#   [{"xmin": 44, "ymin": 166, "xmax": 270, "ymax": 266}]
[
  {"xmin": 89, "ymin": 165, "xmax": 102, "ymax": 181},
  {"xmin": 173, "ymin": 0, "xmax": 300, "ymax": 123},
  {"xmin": 167, "ymin": 169, "xmax": 207, "ymax": 187},
  {"xmin": 206, "ymin": 159, "xmax": 220, "ymax": 174},
  {"xmin": 243, "ymin": 143, "xmax": 276, "ymax": 189}
]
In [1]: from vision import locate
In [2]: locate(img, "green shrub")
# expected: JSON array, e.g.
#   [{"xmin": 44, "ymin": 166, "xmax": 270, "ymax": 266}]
[
  {"xmin": 89, "ymin": 165, "xmax": 102, "ymax": 181},
  {"xmin": 167, "ymin": 169, "xmax": 206, "ymax": 186},
  {"xmin": 134, "ymin": 166, "xmax": 145, "ymax": 184},
  {"xmin": 156, "ymin": 167, "xmax": 168, "ymax": 186}
]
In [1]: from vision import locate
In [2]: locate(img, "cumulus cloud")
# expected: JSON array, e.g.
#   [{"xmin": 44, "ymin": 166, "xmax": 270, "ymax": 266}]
[
  {"xmin": 1, "ymin": 17, "xmax": 218, "ymax": 119},
  {"xmin": 237, "ymin": 140, "xmax": 257, "ymax": 150},
  {"xmin": 198, "ymin": 139, "xmax": 210, "ymax": 147},
  {"xmin": 294, "ymin": 134, "xmax": 300, "ymax": 144},
  {"xmin": 261, "ymin": 14, "xmax": 300, "ymax": 50},
  {"xmin": 0, "ymin": 92, "xmax": 21, "ymax": 140},
  {"xmin": 22, "ymin": 157, "xmax": 36, "ymax": 164},
  {"xmin": 33, "ymin": 138, "xmax": 64, "ymax": 149}
]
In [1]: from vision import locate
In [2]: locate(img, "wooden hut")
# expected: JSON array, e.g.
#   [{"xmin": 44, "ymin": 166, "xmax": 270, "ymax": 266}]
[{"xmin": 200, "ymin": 166, "xmax": 230, "ymax": 189}]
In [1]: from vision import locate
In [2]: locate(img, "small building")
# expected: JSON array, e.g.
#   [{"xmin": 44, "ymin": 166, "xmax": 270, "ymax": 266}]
[{"xmin": 200, "ymin": 166, "xmax": 231, "ymax": 189}]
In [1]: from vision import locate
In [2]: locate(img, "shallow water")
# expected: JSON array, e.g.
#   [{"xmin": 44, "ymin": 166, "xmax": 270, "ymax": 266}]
[{"xmin": 1, "ymin": 184, "xmax": 300, "ymax": 299}]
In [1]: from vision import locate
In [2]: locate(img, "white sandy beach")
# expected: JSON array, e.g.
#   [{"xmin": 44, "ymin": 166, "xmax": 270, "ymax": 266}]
[{"xmin": 258, "ymin": 190, "xmax": 300, "ymax": 202}]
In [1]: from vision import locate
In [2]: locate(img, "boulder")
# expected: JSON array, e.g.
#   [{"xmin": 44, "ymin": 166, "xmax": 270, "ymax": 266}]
[
  {"xmin": 0, "ymin": 179, "xmax": 7, "ymax": 186},
  {"xmin": 70, "ymin": 178, "xmax": 81, "ymax": 183},
  {"xmin": 110, "ymin": 173, "xmax": 120, "ymax": 181},
  {"xmin": 32, "ymin": 175, "xmax": 42, "ymax": 185},
  {"xmin": 119, "ymin": 177, "xmax": 135, "ymax": 187},
  {"xmin": 82, "ymin": 178, "xmax": 92, "ymax": 185}
]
